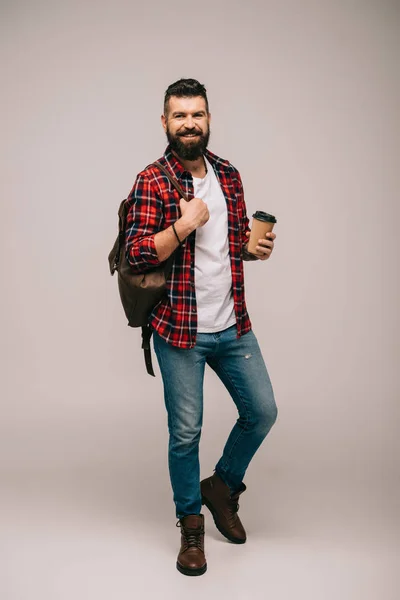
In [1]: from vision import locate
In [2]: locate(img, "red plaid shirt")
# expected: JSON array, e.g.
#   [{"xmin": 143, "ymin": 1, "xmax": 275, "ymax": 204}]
[{"xmin": 125, "ymin": 145, "xmax": 253, "ymax": 348}]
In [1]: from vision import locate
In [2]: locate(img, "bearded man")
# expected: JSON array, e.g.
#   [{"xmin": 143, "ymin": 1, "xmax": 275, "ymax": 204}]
[{"xmin": 125, "ymin": 78, "xmax": 278, "ymax": 576}]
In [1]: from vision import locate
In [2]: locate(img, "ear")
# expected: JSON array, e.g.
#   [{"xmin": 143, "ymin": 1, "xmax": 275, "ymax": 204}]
[{"xmin": 161, "ymin": 114, "xmax": 167, "ymax": 132}]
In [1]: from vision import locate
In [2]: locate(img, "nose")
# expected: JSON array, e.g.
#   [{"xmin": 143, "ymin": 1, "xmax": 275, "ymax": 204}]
[{"xmin": 184, "ymin": 115, "xmax": 195, "ymax": 129}]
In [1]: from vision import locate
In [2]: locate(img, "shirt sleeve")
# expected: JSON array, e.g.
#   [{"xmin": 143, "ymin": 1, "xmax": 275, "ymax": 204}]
[
  {"xmin": 235, "ymin": 171, "xmax": 259, "ymax": 261},
  {"xmin": 124, "ymin": 173, "xmax": 163, "ymax": 273}
]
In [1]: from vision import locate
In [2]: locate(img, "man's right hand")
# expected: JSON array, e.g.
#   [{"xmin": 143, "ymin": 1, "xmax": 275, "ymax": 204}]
[
  {"xmin": 179, "ymin": 197, "xmax": 209, "ymax": 229},
  {"xmin": 154, "ymin": 197, "xmax": 209, "ymax": 262}
]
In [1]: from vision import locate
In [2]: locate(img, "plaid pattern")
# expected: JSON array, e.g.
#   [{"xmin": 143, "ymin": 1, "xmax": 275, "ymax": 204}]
[{"xmin": 125, "ymin": 145, "xmax": 252, "ymax": 348}]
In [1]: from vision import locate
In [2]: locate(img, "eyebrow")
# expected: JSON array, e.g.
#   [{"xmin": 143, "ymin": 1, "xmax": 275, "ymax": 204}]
[{"xmin": 171, "ymin": 110, "xmax": 206, "ymax": 117}]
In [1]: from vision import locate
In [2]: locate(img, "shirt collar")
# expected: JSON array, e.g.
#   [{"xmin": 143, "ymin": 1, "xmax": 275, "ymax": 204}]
[{"xmin": 163, "ymin": 145, "xmax": 186, "ymax": 178}]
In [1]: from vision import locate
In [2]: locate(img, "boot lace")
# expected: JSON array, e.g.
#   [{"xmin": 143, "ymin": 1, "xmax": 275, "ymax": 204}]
[{"xmin": 176, "ymin": 521, "xmax": 204, "ymax": 550}]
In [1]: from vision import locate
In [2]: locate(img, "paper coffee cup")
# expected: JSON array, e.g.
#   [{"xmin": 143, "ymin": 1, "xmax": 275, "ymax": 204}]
[{"xmin": 247, "ymin": 211, "xmax": 277, "ymax": 255}]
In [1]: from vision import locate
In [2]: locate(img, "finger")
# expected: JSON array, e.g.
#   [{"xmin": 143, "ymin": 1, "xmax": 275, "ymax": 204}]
[
  {"xmin": 255, "ymin": 252, "xmax": 269, "ymax": 261},
  {"xmin": 255, "ymin": 245, "xmax": 272, "ymax": 255},
  {"xmin": 257, "ymin": 239, "xmax": 274, "ymax": 248}
]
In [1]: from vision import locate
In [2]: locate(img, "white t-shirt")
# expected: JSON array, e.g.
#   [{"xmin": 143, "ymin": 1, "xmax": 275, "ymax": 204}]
[{"xmin": 192, "ymin": 157, "xmax": 236, "ymax": 333}]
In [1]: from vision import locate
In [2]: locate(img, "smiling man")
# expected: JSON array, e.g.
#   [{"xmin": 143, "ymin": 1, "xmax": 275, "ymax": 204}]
[{"xmin": 125, "ymin": 78, "xmax": 278, "ymax": 576}]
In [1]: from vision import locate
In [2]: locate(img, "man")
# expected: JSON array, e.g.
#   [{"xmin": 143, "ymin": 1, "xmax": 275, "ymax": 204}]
[{"xmin": 125, "ymin": 79, "xmax": 277, "ymax": 576}]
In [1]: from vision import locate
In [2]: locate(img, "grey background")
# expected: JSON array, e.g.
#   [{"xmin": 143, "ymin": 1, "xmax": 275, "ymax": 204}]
[{"xmin": 1, "ymin": 0, "xmax": 399, "ymax": 598}]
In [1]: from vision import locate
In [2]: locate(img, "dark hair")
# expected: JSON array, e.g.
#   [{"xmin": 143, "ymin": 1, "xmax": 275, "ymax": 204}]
[{"xmin": 164, "ymin": 78, "xmax": 209, "ymax": 115}]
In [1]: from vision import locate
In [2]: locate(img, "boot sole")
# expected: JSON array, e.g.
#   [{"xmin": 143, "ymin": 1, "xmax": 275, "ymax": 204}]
[
  {"xmin": 176, "ymin": 561, "xmax": 207, "ymax": 576},
  {"xmin": 201, "ymin": 496, "xmax": 246, "ymax": 544}
]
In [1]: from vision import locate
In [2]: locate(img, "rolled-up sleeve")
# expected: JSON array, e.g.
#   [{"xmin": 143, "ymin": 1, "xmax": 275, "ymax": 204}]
[{"xmin": 125, "ymin": 173, "xmax": 163, "ymax": 273}]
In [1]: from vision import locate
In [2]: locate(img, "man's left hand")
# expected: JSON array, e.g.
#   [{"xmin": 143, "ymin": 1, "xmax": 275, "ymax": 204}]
[{"xmin": 245, "ymin": 231, "xmax": 276, "ymax": 260}]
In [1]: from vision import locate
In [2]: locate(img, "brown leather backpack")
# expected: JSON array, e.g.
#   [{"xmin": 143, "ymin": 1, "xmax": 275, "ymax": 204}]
[{"xmin": 108, "ymin": 161, "xmax": 189, "ymax": 376}]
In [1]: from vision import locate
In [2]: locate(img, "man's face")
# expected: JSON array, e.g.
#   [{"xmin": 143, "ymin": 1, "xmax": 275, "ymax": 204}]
[{"xmin": 161, "ymin": 96, "xmax": 211, "ymax": 161}]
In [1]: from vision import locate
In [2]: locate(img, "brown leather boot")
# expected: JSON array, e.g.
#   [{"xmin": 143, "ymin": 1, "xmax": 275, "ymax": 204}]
[
  {"xmin": 176, "ymin": 514, "xmax": 207, "ymax": 576},
  {"xmin": 200, "ymin": 472, "xmax": 247, "ymax": 544}
]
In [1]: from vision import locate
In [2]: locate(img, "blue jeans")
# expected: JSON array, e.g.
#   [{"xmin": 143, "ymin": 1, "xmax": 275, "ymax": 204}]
[{"xmin": 153, "ymin": 325, "xmax": 277, "ymax": 518}]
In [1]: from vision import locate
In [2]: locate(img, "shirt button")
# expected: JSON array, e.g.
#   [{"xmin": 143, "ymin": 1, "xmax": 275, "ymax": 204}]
[{"xmin": 192, "ymin": 308, "xmax": 196, "ymax": 313}]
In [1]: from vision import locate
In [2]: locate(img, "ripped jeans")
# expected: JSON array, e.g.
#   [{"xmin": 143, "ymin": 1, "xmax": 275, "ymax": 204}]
[{"xmin": 153, "ymin": 324, "xmax": 278, "ymax": 518}]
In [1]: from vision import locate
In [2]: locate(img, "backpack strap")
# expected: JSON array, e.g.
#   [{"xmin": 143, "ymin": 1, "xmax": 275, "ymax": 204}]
[
  {"xmin": 153, "ymin": 161, "xmax": 190, "ymax": 202},
  {"xmin": 141, "ymin": 326, "xmax": 155, "ymax": 377}
]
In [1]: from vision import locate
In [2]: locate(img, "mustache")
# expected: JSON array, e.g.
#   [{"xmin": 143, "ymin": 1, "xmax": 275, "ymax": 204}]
[{"xmin": 178, "ymin": 129, "xmax": 203, "ymax": 136}]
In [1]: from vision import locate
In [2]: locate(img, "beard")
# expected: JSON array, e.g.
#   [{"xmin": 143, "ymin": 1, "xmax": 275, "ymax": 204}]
[{"xmin": 166, "ymin": 125, "xmax": 210, "ymax": 161}]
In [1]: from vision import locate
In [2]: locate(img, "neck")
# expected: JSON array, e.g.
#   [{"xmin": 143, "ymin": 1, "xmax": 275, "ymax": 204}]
[{"xmin": 173, "ymin": 151, "xmax": 207, "ymax": 178}]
